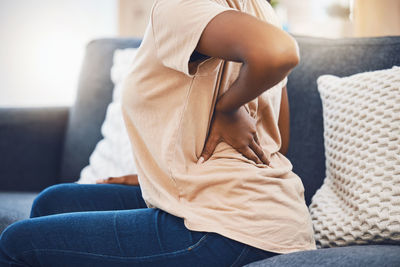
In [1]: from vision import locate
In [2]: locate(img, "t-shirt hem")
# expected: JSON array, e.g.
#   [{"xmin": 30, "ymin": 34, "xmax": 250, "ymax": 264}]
[{"xmin": 183, "ymin": 218, "xmax": 317, "ymax": 254}]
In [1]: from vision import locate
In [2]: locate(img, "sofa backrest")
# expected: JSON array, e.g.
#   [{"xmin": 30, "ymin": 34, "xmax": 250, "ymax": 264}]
[
  {"xmin": 287, "ymin": 35, "xmax": 400, "ymax": 205},
  {"xmin": 59, "ymin": 35, "xmax": 400, "ymax": 206}
]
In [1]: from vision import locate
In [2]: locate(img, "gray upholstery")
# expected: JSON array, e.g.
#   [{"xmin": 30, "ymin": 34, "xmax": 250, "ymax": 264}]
[
  {"xmin": 1, "ymin": 35, "xmax": 400, "ymax": 265},
  {"xmin": 0, "ymin": 107, "xmax": 68, "ymax": 191},
  {"xmin": 0, "ymin": 192, "xmax": 37, "ymax": 233},
  {"xmin": 244, "ymin": 245, "xmax": 400, "ymax": 267}
]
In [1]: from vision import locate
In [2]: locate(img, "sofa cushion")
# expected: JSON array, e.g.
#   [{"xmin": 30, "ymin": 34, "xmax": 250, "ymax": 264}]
[
  {"xmin": 286, "ymin": 36, "xmax": 400, "ymax": 205},
  {"xmin": 309, "ymin": 67, "xmax": 400, "ymax": 248},
  {"xmin": 59, "ymin": 38, "xmax": 142, "ymax": 183},
  {"xmin": 0, "ymin": 192, "xmax": 38, "ymax": 234},
  {"xmin": 244, "ymin": 245, "xmax": 400, "ymax": 267}
]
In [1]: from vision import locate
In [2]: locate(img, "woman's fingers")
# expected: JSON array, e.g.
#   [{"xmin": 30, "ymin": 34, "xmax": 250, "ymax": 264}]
[
  {"xmin": 96, "ymin": 176, "xmax": 125, "ymax": 184},
  {"xmin": 198, "ymin": 134, "xmax": 220, "ymax": 163},
  {"xmin": 95, "ymin": 178, "xmax": 107, "ymax": 184},
  {"xmin": 96, "ymin": 175, "xmax": 140, "ymax": 186},
  {"xmin": 96, "ymin": 177, "xmax": 111, "ymax": 184},
  {"xmin": 254, "ymin": 133, "xmax": 261, "ymax": 146},
  {"xmin": 198, "ymin": 133, "xmax": 270, "ymax": 165},
  {"xmin": 251, "ymin": 133, "xmax": 270, "ymax": 165},
  {"xmin": 240, "ymin": 146, "xmax": 262, "ymax": 165},
  {"xmin": 108, "ymin": 177, "xmax": 126, "ymax": 184},
  {"xmin": 249, "ymin": 139, "xmax": 270, "ymax": 165}
]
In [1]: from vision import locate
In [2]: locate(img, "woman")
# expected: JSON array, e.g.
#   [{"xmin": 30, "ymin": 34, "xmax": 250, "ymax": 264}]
[{"xmin": 0, "ymin": 0, "xmax": 317, "ymax": 266}]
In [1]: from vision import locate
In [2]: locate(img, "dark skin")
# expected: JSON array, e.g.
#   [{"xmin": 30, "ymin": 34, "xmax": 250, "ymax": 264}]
[{"xmin": 97, "ymin": 9, "xmax": 296, "ymax": 186}]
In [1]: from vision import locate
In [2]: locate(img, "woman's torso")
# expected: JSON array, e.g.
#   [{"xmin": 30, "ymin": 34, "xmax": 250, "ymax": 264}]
[{"xmin": 121, "ymin": 0, "xmax": 317, "ymax": 254}]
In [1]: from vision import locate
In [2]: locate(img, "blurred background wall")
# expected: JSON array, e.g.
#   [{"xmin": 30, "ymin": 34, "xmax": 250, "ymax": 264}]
[
  {"xmin": 118, "ymin": 0, "xmax": 400, "ymax": 38},
  {"xmin": 353, "ymin": 0, "xmax": 400, "ymax": 37},
  {"xmin": 0, "ymin": 0, "xmax": 117, "ymax": 107},
  {"xmin": 0, "ymin": 0, "xmax": 399, "ymax": 107}
]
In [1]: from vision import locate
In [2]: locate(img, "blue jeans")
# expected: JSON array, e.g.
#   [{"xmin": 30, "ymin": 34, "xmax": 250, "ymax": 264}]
[{"xmin": 0, "ymin": 183, "xmax": 280, "ymax": 266}]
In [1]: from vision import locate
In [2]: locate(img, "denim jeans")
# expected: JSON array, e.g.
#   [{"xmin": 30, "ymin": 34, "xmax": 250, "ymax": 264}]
[{"xmin": 0, "ymin": 183, "xmax": 280, "ymax": 266}]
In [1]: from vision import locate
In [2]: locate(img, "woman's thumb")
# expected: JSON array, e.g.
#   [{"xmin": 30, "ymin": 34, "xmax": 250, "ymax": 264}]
[{"xmin": 198, "ymin": 136, "xmax": 219, "ymax": 164}]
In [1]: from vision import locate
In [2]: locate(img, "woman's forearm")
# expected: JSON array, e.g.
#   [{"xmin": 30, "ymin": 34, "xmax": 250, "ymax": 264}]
[{"xmin": 215, "ymin": 37, "xmax": 299, "ymax": 113}]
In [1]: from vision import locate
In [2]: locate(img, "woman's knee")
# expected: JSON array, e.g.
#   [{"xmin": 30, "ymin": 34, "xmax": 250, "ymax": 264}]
[
  {"xmin": 30, "ymin": 183, "xmax": 77, "ymax": 218},
  {"xmin": 0, "ymin": 220, "xmax": 33, "ymax": 264}
]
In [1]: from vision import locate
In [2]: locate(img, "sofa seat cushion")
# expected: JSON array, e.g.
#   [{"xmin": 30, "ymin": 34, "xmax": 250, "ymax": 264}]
[
  {"xmin": 244, "ymin": 245, "xmax": 400, "ymax": 267},
  {"xmin": 0, "ymin": 191, "xmax": 38, "ymax": 234}
]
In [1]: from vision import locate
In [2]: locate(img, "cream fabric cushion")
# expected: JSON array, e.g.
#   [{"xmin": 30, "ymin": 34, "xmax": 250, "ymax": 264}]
[
  {"xmin": 309, "ymin": 66, "xmax": 400, "ymax": 248},
  {"xmin": 76, "ymin": 48, "xmax": 139, "ymax": 184}
]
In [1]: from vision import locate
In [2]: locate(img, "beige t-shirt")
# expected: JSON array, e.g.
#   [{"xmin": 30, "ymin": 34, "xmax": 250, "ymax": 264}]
[{"xmin": 121, "ymin": 0, "xmax": 317, "ymax": 254}]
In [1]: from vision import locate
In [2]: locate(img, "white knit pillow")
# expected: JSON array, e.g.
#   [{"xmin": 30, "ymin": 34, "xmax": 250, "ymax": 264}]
[
  {"xmin": 76, "ymin": 48, "xmax": 138, "ymax": 184},
  {"xmin": 309, "ymin": 66, "xmax": 400, "ymax": 248}
]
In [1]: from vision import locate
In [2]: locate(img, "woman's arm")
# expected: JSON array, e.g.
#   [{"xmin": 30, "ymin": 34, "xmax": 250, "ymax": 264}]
[
  {"xmin": 195, "ymin": 10, "xmax": 299, "ymax": 113},
  {"xmin": 196, "ymin": 10, "xmax": 298, "ymax": 164},
  {"xmin": 278, "ymin": 85, "xmax": 290, "ymax": 156}
]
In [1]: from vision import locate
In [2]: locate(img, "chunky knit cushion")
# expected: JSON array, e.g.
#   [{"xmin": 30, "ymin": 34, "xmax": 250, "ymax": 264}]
[
  {"xmin": 309, "ymin": 66, "xmax": 400, "ymax": 248},
  {"xmin": 76, "ymin": 48, "xmax": 138, "ymax": 184}
]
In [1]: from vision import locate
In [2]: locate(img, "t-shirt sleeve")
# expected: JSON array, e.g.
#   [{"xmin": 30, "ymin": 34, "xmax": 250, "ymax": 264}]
[{"xmin": 151, "ymin": 0, "xmax": 237, "ymax": 77}]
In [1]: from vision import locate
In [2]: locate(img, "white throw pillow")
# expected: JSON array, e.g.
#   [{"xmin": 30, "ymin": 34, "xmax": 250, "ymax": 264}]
[
  {"xmin": 76, "ymin": 48, "xmax": 139, "ymax": 184},
  {"xmin": 309, "ymin": 66, "xmax": 400, "ymax": 248}
]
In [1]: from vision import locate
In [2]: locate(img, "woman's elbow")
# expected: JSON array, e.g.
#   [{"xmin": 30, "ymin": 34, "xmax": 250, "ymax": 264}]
[
  {"xmin": 282, "ymin": 35, "xmax": 300, "ymax": 68},
  {"xmin": 247, "ymin": 34, "xmax": 300, "ymax": 75},
  {"xmin": 267, "ymin": 35, "xmax": 300, "ymax": 72}
]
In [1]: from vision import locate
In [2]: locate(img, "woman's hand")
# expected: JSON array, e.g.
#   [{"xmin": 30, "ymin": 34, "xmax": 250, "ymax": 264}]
[
  {"xmin": 198, "ymin": 105, "xmax": 270, "ymax": 165},
  {"xmin": 96, "ymin": 174, "xmax": 140, "ymax": 186}
]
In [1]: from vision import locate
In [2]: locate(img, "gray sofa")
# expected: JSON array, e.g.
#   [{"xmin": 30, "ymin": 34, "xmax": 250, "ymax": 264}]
[{"xmin": 1, "ymin": 35, "xmax": 399, "ymax": 266}]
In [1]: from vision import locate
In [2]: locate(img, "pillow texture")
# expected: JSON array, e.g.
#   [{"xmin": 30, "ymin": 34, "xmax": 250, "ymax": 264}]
[
  {"xmin": 309, "ymin": 66, "xmax": 400, "ymax": 248},
  {"xmin": 76, "ymin": 48, "xmax": 138, "ymax": 184}
]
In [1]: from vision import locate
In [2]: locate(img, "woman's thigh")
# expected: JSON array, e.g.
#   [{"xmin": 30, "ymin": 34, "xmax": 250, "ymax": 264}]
[
  {"xmin": 0, "ymin": 208, "xmax": 278, "ymax": 267},
  {"xmin": 30, "ymin": 183, "xmax": 147, "ymax": 218}
]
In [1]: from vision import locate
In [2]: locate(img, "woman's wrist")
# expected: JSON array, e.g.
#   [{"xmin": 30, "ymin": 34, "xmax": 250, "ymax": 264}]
[{"xmin": 215, "ymin": 96, "xmax": 238, "ymax": 114}]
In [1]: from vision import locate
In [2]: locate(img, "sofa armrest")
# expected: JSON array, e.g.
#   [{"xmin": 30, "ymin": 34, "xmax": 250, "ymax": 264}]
[{"xmin": 0, "ymin": 106, "xmax": 69, "ymax": 191}]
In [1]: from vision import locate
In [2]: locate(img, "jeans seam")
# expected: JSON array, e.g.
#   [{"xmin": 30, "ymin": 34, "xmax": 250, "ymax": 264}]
[
  {"xmin": 154, "ymin": 210, "xmax": 164, "ymax": 252},
  {"xmin": 19, "ymin": 233, "xmax": 211, "ymax": 261},
  {"xmin": 230, "ymin": 245, "xmax": 249, "ymax": 267},
  {"xmin": 113, "ymin": 213, "xmax": 124, "ymax": 255},
  {"xmin": 187, "ymin": 233, "xmax": 210, "ymax": 251},
  {"xmin": 0, "ymin": 242, "xmax": 24, "ymax": 265}
]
